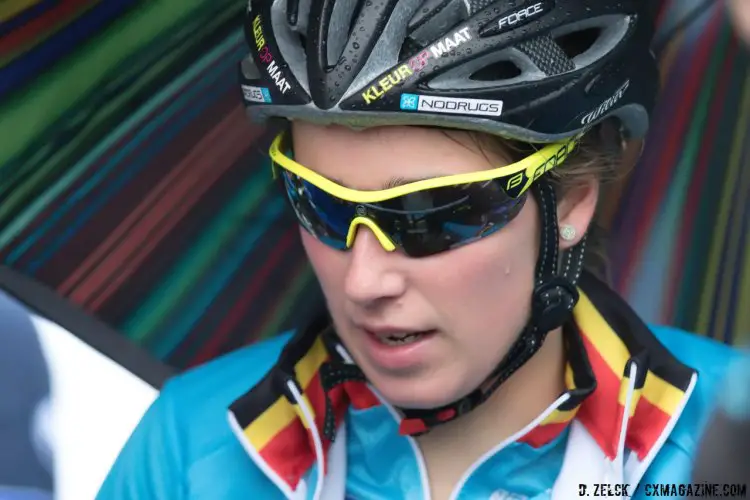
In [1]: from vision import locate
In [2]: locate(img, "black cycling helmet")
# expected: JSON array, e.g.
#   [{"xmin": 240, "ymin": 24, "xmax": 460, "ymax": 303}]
[
  {"xmin": 239, "ymin": 0, "xmax": 659, "ymax": 433},
  {"xmin": 240, "ymin": 0, "xmax": 659, "ymax": 142}
]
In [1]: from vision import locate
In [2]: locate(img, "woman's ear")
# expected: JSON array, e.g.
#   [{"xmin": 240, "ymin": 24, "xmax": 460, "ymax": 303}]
[{"xmin": 556, "ymin": 177, "xmax": 599, "ymax": 250}]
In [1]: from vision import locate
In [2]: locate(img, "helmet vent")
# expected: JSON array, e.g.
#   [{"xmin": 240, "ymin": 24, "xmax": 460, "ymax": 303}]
[
  {"xmin": 398, "ymin": 37, "xmax": 425, "ymax": 61},
  {"xmin": 324, "ymin": 0, "xmax": 364, "ymax": 69},
  {"xmin": 297, "ymin": 32, "xmax": 308, "ymax": 51},
  {"xmin": 470, "ymin": 60, "xmax": 522, "ymax": 81},
  {"xmin": 554, "ymin": 27, "xmax": 602, "ymax": 60},
  {"xmin": 468, "ymin": 0, "xmax": 493, "ymax": 14},
  {"xmin": 348, "ymin": 0, "xmax": 367, "ymax": 36}
]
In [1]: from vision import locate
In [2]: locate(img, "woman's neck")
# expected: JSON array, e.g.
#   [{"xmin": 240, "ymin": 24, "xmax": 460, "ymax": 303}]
[{"xmin": 414, "ymin": 327, "xmax": 567, "ymax": 497}]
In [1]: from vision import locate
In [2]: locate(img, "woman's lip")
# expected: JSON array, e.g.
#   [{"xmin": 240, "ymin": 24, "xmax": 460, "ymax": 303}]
[
  {"xmin": 359, "ymin": 328, "xmax": 439, "ymax": 371},
  {"xmin": 356, "ymin": 324, "xmax": 433, "ymax": 338},
  {"xmin": 365, "ymin": 329, "xmax": 435, "ymax": 340}
]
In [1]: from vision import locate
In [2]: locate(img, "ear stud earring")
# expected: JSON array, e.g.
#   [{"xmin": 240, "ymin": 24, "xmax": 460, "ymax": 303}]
[{"xmin": 560, "ymin": 225, "xmax": 577, "ymax": 242}]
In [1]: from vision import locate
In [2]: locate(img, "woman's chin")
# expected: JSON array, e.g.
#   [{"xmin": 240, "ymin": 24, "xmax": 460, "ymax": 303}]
[{"xmin": 366, "ymin": 373, "xmax": 464, "ymax": 410}]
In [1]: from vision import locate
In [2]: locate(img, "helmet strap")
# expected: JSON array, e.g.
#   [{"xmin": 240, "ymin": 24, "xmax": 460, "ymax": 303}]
[{"xmin": 396, "ymin": 178, "xmax": 585, "ymax": 435}]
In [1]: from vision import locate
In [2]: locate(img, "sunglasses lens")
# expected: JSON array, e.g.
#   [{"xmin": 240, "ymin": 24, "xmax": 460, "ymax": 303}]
[
  {"xmin": 278, "ymin": 166, "xmax": 527, "ymax": 257},
  {"xmin": 376, "ymin": 182, "xmax": 526, "ymax": 256},
  {"xmin": 279, "ymin": 168, "xmax": 352, "ymax": 249}
]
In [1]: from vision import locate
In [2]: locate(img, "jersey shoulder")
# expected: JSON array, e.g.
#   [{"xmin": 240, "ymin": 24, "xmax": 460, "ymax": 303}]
[
  {"xmin": 170, "ymin": 332, "xmax": 294, "ymax": 406},
  {"xmin": 647, "ymin": 325, "xmax": 744, "ymax": 471},
  {"xmin": 98, "ymin": 332, "xmax": 297, "ymax": 499},
  {"xmin": 163, "ymin": 332, "xmax": 295, "ymax": 451}
]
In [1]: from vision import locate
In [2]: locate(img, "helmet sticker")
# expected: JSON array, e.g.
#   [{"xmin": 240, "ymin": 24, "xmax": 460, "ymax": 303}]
[
  {"xmin": 581, "ymin": 79, "xmax": 630, "ymax": 125},
  {"xmin": 480, "ymin": 0, "xmax": 555, "ymax": 37},
  {"xmin": 242, "ymin": 84, "xmax": 273, "ymax": 103},
  {"xmin": 399, "ymin": 93, "xmax": 503, "ymax": 117},
  {"xmin": 252, "ymin": 15, "xmax": 292, "ymax": 95},
  {"xmin": 361, "ymin": 65, "xmax": 415, "ymax": 104},
  {"xmin": 427, "ymin": 27, "xmax": 472, "ymax": 59},
  {"xmin": 360, "ymin": 27, "xmax": 474, "ymax": 105}
]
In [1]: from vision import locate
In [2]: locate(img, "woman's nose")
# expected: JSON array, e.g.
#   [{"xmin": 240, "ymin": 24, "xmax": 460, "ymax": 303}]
[{"xmin": 343, "ymin": 226, "xmax": 407, "ymax": 306}]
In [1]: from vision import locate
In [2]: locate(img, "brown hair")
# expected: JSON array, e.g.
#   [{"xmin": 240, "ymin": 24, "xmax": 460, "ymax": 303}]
[{"xmin": 464, "ymin": 119, "xmax": 630, "ymax": 285}]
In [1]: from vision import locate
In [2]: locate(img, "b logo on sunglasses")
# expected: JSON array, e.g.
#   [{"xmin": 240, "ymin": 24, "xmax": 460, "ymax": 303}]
[
  {"xmin": 356, "ymin": 205, "xmax": 367, "ymax": 216},
  {"xmin": 505, "ymin": 141, "xmax": 575, "ymax": 197}
]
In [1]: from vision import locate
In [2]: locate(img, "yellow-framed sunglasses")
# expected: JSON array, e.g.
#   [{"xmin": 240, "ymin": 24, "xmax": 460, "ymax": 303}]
[{"xmin": 269, "ymin": 131, "xmax": 578, "ymax": 257}]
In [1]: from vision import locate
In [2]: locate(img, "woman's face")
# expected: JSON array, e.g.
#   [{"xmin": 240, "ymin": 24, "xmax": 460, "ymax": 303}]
[{"xmin": 291, "ymin": 122, "xmax": 542, "ymax": 410}]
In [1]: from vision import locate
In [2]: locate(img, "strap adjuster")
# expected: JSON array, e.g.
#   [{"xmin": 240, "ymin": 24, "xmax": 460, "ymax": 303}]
[{"xmin": 532, "ymin": 277, "xmax": 579, "ymax": 334}]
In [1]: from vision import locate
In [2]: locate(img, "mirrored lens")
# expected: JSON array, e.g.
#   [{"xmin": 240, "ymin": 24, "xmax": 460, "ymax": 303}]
[
  {"xmin": 372, "ymin": 181, "xmax": 526, "ymax": 256},
  {"xmin": 280, "ymin": 169, "xmax": 352, "ymax": 249},
  {"xmin": 278, "ymin": 169, "xmax": 526, "ymax": 257}
]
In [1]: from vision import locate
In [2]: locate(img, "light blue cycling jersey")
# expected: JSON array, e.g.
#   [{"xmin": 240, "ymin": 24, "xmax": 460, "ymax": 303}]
[{"xmin": 97, "ymin": 275, "xmax": 742, "ymax": 500}]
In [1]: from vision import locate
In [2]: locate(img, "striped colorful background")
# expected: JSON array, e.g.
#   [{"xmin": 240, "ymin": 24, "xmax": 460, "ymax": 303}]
[
  {"xmin": 0, "ymin": 0, "xmax": 747, "ymax": 382},
  {"xmin": 609, "ymin": 0, "xmax": 750, "ymax": 348}
]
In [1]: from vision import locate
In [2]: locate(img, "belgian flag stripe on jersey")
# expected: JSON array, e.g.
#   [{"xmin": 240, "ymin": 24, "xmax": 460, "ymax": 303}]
[
  {"xmin": 574, "ymin": 290, "xmax": 688, "ymax": 460},
  {"xmin": 518, "ymin": 364, "xmax": 581, "ymax": 446},
  {"xmin": 240, "ymin": 335, "xmax": 358, "ymax": 489},
  {"xmin": 244, "ymin": 336, "xmax": 328, "ymax": 449}
]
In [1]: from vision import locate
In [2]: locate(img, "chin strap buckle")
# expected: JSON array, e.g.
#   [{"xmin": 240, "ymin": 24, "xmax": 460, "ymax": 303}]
[
  {"xmin": 532, "ymin": 277, "xmax": 580, "ymax": 334},
  {"xmin": 399, "ymin": 399, "xmax": 476, "ymax": 436}
]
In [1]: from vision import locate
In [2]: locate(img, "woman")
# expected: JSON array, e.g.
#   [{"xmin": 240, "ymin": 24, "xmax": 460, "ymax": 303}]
[{"xmin": 98, "ymin": 0, "xmax": 740, "ymax": 499}]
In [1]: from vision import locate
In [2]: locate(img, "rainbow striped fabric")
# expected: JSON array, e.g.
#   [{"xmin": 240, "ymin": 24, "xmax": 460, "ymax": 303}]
[
  {"xmin": 608, "ymin": 0, "xmax": 750, "ymax": 347},
  {"xmin": 0, "ymin": 0, "xmax": 747, "ymax": 380}
]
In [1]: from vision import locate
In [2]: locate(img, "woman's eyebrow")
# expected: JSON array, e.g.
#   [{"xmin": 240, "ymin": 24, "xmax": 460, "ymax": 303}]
[
  {"xmin": 382, "ymin": 176, "xmax": 433, "ymax": 189},
  {"xmin": 328, "ymin": 175, "xmax": 435, "ymax": 190}
]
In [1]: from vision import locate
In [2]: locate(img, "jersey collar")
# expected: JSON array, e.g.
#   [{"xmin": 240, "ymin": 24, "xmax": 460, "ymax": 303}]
[{"xmin": 227, "ymin": 272, "xmax": 696, "ymax": 494}]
